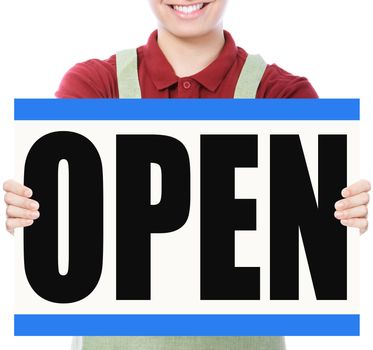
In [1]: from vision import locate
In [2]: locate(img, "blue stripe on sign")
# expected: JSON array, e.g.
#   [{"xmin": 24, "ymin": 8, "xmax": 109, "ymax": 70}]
[
  {"xmin": 14, "ymin": 99, "xmax": 360, "ymax": 120},
  {"xmin": 14, "ymin": 314, "xmax": 360, "ymax": 336}
]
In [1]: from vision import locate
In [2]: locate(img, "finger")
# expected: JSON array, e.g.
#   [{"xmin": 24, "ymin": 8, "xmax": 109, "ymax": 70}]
[
  {"xmin": 6, "ymin": 205, "xmax": 40, "ymax": 220},
  {"xmin": 3, "ymin": 180, "xmax": 33, "ymax": 198},
  {"xmin": 342, "ymin": 179, "xmax": 371, "ymax": 198},
  {"xmin": 5, "ymin": 218, "xmax": 34, "ymax": 233},
  {"xmin": 335, "ymin": 192, "xmax": 370, "ymax": 210},
  {"xmin": 4, "ymin": 192, "xmax": 39, "ymax": 210},
  {"xmin": 335, "ymin": 205, "xmax": 368, "ymax": 220},
  {"xmin": 340, "ymin": 218, "xmax": 368, "ymax": 232}
]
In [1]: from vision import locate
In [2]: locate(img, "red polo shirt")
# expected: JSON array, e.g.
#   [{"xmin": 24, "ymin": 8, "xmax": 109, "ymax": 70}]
[{"xmin": 55, "ymin": 30, "xmax": 318, "ymax": 98}]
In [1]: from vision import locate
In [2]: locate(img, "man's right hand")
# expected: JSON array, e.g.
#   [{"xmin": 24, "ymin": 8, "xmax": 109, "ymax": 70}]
[{"xmin": 3, "ymin": 180, "xmax": 40, "ymax": 234}]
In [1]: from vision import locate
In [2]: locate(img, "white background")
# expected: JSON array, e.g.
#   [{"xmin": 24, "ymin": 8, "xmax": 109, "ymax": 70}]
[{"xmin": 0, "ymin": 0, "xmax": 372, "ymax": 349}]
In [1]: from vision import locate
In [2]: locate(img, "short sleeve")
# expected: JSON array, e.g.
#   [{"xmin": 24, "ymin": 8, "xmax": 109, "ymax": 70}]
[
  {"xmin": 257, "ymin": 64, "xmax": 318, "ymax": 98},
  {"xmin": 55, "ymin": 55, "xmax": 118, "ymax": 98}
]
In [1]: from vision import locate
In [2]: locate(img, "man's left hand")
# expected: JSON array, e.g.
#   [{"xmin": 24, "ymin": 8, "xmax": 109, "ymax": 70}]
[{"xmin": 334, "ymin": 179, "xmax": 371, "ymax": 234}]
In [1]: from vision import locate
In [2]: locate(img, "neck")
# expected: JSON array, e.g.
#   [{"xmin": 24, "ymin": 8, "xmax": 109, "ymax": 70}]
[{"xmin": 157, "ymin": 27, "xmax": 225, "ymax": 78}]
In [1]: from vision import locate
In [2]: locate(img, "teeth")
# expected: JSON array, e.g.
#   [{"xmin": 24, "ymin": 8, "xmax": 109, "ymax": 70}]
[{"xmin": 172, "ymin": 3, "xmax": 204, "ymax": 14}]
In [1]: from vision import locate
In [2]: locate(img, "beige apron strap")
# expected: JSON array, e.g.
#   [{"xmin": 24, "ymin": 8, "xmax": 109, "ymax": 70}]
[
  {"xmin": 116, "ymin": 48, "xmax": 142, "ymax": 98},
  {"xmin": 234, "ymin": 54, "xmax": 267, "ymax": 98}
]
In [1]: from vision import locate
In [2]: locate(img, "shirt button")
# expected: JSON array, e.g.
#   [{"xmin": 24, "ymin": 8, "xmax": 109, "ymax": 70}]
[{"xmin": 183, "ymin": 81, "xmax": 192, "ymax": 89}]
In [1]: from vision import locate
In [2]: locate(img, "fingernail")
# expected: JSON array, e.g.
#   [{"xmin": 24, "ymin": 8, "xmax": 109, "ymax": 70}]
[
  {"xmin": 342, "ymin": 188, "xmax": 349, "ymax": 197},
  {"xmin": 30, "ymin": 201, "xmax": 39, "ymax": 210},
  {"xmin": 341, "ymin": 220, "xmax": 348, "ymax": 226},
  {"xmin": 335, "ymin": 211, "xmax": 343, "ymax": 219},
  {"xmin": 335, "ymin": 201, "xmax": 344, "ymax": 209},
  {"xmin": 31, "ymin": 211, "xmax": 40, "ymax": 219},
  {"xmin": 25, "ymin": 188, "xmax": 33, "ymax": 197}
]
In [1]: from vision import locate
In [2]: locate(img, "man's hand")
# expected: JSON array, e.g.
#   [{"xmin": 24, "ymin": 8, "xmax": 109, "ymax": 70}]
[
  {"xmin": 334, "ymin": 179, "xmax": 371, "ymax": 234},
  {"xmin": 3, "ymin": 179, "xmax": 40, "ymax": 234}
]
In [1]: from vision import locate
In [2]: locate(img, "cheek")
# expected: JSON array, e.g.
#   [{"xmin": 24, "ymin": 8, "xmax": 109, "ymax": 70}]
[
  {"xmin": 148, "ymin": 0, "xmax": 165, "ymax": 20},
  {"xmin": 154, "ymin": 3, "xmax": 173, "ymax": 24},
  {"xmin": 204, "ymin": 4, "xmax": 226, "ymax": 26}
]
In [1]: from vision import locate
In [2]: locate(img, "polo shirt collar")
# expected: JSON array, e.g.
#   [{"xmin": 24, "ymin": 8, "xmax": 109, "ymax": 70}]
[{"xmin": 143, "ymin": 29, "xmax": 238, "ymax": 92}]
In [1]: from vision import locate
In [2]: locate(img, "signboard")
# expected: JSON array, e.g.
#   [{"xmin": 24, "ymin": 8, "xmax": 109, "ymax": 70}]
[{"xmin": 15, "ymin": 99, "xmax": 360, "ymax": 336}]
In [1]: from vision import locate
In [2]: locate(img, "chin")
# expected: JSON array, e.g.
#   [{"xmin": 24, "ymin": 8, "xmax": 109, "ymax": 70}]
[{"xmin": 166, "ymin": 25, "xmax": 217, "ymax": 39}]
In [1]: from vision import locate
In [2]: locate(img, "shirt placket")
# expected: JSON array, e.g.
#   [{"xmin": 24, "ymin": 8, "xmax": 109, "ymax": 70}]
[{"xmin": 177, "ymin": 78, "xmax": 198, "ymax": 98}]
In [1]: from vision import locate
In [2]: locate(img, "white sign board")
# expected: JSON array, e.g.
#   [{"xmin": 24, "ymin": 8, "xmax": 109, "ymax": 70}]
[{"xmin": 15, "ymin": 99, "xmax": 360, "ymax": 336}]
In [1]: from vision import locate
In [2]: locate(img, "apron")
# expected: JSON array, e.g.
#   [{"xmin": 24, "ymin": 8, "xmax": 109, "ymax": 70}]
[
  {"xmin": 116, "ymin": 48, "xmax": 267, "ymax": 98},
  {"xmin": 73, "ymin": 49, "xmax": 285, "ymax": 350}
]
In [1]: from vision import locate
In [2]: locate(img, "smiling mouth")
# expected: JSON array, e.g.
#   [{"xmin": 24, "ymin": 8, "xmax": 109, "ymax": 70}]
[{"xmin": 168, "ymin": 3, "xmax": 210, "ymax": 15}]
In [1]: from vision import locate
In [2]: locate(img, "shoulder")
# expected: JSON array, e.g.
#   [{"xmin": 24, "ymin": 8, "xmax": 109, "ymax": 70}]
[
  {"xmin": 55, "ymin": 54, "xmax": 118, "ymax": 98},
  {"xmin": 257, "ymin": 62, "xmax": 318, "ymax": 98},
  {"xmin": 236, "ymin": 46, "xmax": 318, "ymax": 98}
]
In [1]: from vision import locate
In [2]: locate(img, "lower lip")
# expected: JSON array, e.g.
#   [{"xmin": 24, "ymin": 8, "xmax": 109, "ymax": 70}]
[{"xmin": 168, "ymin": 3, "xmax": 209, "ymax": 19}]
